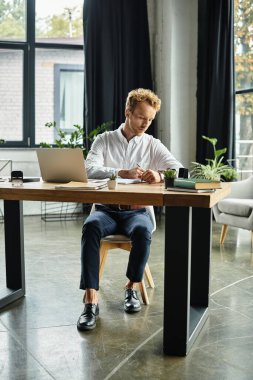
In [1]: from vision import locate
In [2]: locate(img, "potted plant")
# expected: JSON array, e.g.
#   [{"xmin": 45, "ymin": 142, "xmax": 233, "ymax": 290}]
[
  {"xmin": 107, "ymin": 173, "xmax": 117, "ymax": 190},
  {"xmin": 40, "ymin": 121, "xmax": 113, "ymax": 158},
  {"xmin": 221, "ymin": 167, "xmax": 239, "ymax": 182},
  {"xmin": 191, "ymin": 136, "xmax": 239, "ymax": 181},
  {"xmin": 164, "ymin": 169, "xmax": 177, "ymax": 188}
]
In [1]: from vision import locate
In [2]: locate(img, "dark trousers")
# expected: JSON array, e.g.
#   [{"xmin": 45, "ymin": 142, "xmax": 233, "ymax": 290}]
[{"xmin": 80, "ymin": 205, "xmax": 153, "ymax": 290}]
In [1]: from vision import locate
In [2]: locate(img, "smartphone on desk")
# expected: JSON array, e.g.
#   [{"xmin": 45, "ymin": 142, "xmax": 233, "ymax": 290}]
[{"xmin": 11, "ymin": 170, "xmax": 23, "ymax": 187}]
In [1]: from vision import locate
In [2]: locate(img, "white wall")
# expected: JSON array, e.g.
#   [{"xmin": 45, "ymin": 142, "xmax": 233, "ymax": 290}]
[{"xmin": 147, "ymin": 0, "xmax": 198, "ymax": 167}]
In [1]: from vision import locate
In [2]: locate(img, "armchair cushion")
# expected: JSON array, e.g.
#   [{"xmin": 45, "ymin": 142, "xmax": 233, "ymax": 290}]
[{"xmin": 213, "ymin": 175, "xmax": 253, "ymax": 245}]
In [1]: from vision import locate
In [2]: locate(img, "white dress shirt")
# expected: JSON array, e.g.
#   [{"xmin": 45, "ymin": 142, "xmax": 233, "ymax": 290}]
[{"xmin": 86, "ymin": 123, "xmax": 182, "ymax": 179}]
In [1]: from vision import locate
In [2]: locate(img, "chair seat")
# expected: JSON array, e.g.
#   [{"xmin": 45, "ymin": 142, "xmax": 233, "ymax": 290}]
[
  {"xmin": 102, "ymin": 235, "xmax": 130, "ymax": 242},
  {"xmin": 218, "ymin": 199, "xmax": 253, "ymax": 217}
]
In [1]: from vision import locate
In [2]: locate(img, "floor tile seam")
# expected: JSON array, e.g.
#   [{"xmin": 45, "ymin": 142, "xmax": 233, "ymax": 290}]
[
  {"xmin": 211, "ymin": 290, "xmax": 253, "ymax": 305},
  {"xmin": 0, "ymin": 311, "xmax": 163, "ymax": 332},
  {"xmin": 0, "ymin": 319, "xmax": 56, "ymax": 379},
  {"xmin": 221, "ymin": 358, "xmax": 253, "ymax": 376},
  {"xmin": 210, "ymin": 275, "xmax": 253, "ymax": 297},
  {"xmin": 211, "ymin": 298, "xmax": 249, "ymax": 314},
  {"xmin": 102, "ymin": 326, "xmax": 163, "ymax": 380},
  {"xmin": 5, "ymin": 323, "xmax": 75, "ymax": 332},
  {"xmin": 196, "ymin": 333, "xmax": 253, "ymax": 351},
  {"xmin": 98, "ymin": 311, "xmax": 163, "ymax": 321},
  {"xmin": 209, "ymin": 300, "xmax": 253, "ymax": 321},
  {"xmin": 193, "ymin": 344, "xmax": 253, "ymax": 376}
]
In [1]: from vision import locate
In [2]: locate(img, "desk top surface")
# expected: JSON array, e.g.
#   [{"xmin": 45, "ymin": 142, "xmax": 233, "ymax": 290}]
[
  {"xmin": 0, "ymin": 182, "xmax": 230, "ymax": 208},
  {"xmin": 0, "ymin": 180, "xmax": 231, "ymax": 208}
]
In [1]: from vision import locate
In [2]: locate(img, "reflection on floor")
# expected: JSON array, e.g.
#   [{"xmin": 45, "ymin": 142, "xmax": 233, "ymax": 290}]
[{"xmin": 0, "ymin": 214, "xmax": 253, "ymax": 380}]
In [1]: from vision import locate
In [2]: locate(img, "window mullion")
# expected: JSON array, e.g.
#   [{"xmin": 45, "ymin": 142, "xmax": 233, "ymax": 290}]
[{"xmin": 25, "ymin": 0, "xmax": 35, "ymax": 147}]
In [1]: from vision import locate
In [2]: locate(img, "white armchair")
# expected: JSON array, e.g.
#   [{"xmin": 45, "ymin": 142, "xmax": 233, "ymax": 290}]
[{"xmin": 213, "ymin": 175, "xmax": 253, "ymax": 248}]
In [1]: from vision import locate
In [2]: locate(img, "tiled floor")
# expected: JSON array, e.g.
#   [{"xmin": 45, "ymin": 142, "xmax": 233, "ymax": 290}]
[{"xmin": 0, "ymin": 211, "xmax": 253, "ymax": 380}]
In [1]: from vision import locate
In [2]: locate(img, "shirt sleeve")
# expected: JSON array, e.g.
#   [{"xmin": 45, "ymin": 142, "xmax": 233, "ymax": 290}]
[
  {"xmin": 85, "ymin": 135, "xmax": 117, "ymax": 179},
  {"xmin": 151, "ymin": 139, "xmax": 183, "ymax": 171}
]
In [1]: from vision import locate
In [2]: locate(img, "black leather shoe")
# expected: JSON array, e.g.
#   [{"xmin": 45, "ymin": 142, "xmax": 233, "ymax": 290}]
[
  {"xmin": 124, "ymin": 288, "xmax": 141, "ymax": 313},
  {"xmin": 77, "ymin": 303, "xmax": 99, "ymax": 331}
]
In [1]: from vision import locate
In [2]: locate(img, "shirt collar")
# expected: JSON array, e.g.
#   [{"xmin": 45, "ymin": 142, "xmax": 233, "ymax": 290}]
[{"xmin": 118, "ymin": 123, "xmax": 144, "ymax": 144}]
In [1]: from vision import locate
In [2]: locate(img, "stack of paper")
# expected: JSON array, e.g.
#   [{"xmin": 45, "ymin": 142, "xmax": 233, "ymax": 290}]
[{"xmin": 55, "ymin": 181, "xmax": 107, "ymax": 190}]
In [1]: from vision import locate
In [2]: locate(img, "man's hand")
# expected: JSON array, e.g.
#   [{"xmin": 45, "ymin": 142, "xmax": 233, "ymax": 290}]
[
  {"xmin": 118, "ymin": 167, "xmax": 144, "ymax": 179},
  {"xmin": 141, "ymin": 169, "xmax": 160, "ymax": 184},
  {"xmin": 118, "ymin": 167, "xmax": 161, "ymax": 183}
]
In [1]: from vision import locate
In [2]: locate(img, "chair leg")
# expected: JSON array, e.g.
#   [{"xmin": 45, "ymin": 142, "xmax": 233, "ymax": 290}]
[
  {"xmin": 220, "ymin": 224, "xmax": 228, "ymax": 244},
  {"xmin": 139, "ymin": 280, "xmax": 149, "ymax": 305},
  {"xmin": 99, "ymin": 240, "xmax": 155, "ymax": 305},
  {"xmin": 144, "ymin": 263, "xmax": 155, "ymax": 288},
  {"xmin": 251, "ymin": 230, "xmax": 253, "ymax": 251}
]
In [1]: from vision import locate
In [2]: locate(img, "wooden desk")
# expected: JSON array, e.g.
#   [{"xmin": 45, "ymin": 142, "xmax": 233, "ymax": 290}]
[{"xmin": 0, "ymin": 181, "xmax": 230, "ymax": 356}]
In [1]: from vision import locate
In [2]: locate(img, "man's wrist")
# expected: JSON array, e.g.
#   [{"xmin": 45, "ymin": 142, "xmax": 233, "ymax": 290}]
[{"xmin": 158, "ymin": 171, "xmax": 164, "ymax": 182}]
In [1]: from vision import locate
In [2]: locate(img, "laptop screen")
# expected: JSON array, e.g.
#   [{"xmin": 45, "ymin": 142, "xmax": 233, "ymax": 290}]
[{"xmin": 36, "ymin": 148, "xmax": 88, "ymax": 183}]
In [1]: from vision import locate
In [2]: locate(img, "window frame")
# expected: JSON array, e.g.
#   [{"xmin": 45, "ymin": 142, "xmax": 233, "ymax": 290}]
[{"xmin": 0, "ymin": 0, "xmax": 84, "ymax": 148}]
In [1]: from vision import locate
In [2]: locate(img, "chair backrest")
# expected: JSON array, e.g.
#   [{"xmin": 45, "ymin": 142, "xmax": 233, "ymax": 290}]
[
  {"xmin": 90, "ymin": 204, "xmax": 156, "ymax": 233},
  {"xmin": 227, "ymin": 175, "xmax": 253, "ymax": 199}
]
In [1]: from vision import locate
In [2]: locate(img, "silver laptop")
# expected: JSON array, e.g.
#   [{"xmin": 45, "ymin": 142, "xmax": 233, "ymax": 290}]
[{"xmin": 36, "ymin": 148, "xmax": 88, "ymax": 183}]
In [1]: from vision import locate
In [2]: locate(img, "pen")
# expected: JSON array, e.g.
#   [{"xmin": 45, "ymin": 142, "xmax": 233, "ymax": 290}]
[{"xmin": 137, "ymin": 163, "xmax": 146, "ymax": 181}]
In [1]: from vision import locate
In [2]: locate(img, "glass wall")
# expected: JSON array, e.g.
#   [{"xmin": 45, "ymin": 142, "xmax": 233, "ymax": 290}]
[
  {"xmin": 0, "ymin": 0, "xmax": 84, "ymax": 147},
  {"xmin": 0, "ymin": 49, "xmax": 23, "ymax": 141},
  {"xmin": 0, "ymin": 0, "xmax": 26, "ymax": 41},
  {"xmin": 35, "ymin": 48, "xmax": 84, "ymax": 145},
  {"xmin": 234, "ymin": 0, "xmax": 253, "ymax": 178},
  {"xmin": 36, "ymin": 0, "xmax": 83, "ymax": 44}
]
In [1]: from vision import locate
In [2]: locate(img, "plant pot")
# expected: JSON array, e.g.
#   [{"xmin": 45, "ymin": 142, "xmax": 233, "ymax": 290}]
[
  {"xmin": 164, "ymin": 177, "xmax": 175, "ymax": 189},
  {"xmin": 107, "ymin": 179, "xmax": 117, "ymax": 190}
]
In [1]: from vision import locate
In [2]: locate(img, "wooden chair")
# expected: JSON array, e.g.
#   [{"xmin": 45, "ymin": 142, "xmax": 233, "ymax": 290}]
[
  {"xmin": 99, "ymin": 234, "xmax": 155, "ymax": 304},
  {"xmin": 91, "ymin": 205, "xmax": 156, "ymax": 305}
]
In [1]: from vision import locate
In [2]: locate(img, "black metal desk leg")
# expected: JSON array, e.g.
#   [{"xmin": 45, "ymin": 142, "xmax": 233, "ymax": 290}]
[
  {"xmin": 163, "ymin": 206, "xmax": 192, "ymax": 356},
  {"xmin": 163, "ymin": 206, "xmax": 212, "ymax": 356},
  {"xmin": 191, "ymin": 207, "xmax": 212, "ymax": 307},
  {"xmin": 0, "ymin": 200, "xmax": 25, "ymax": 309}
]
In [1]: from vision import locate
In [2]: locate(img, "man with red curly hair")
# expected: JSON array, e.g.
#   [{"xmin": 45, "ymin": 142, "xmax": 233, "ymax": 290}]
[{"xmin": 77, "ymin": 88, "xmax": 182, "ymax": 331}]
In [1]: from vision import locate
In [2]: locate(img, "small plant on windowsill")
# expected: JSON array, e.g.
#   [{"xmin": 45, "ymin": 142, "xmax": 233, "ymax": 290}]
[
  {"xmin": 0, "ymin": 139, "xmax": 5, "ymax": 144},
  {"xmin": 107, "ymin": 173, "xmax": 117, "ymax": 190},
  {"xmin": 40, "ymin": 120, "xmax": 113, "ymax": 159},
  {"xmin": 163, "ymin": 169, "xmax": 177, "ymax": 188}
]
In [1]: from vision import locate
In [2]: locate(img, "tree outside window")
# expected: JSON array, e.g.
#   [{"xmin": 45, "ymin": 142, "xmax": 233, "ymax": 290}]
[{"xmin": 234, "ymin": 0, "xmax": 253, "ymax": 178}]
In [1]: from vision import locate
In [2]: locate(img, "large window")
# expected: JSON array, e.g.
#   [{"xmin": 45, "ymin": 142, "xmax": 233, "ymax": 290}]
[
  {"xmin": 234, "ymin": 0, "xmax": 253, "ymax": 178},
  {"xmin": 0, "ymin": 0, "xmax": 84, "ymax": 147},
  {"xmin": 54, "ymin": 64, "xmax": 84, "ymax": 130}
]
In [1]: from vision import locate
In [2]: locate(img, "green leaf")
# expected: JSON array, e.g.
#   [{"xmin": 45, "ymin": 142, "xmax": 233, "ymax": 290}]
[
  {"xmin": 39, "ymin": 142, "xmax": 51, "ymax": 148},
  {"xmin": 202, "ymin": 135, "xmax": 217, "ymax": 146},
  {"xmin": 215, "ymin": 148, "xmax": 227, "ymax": 159}
]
